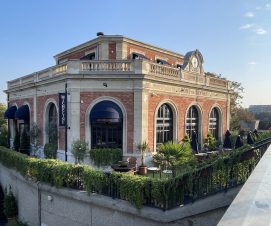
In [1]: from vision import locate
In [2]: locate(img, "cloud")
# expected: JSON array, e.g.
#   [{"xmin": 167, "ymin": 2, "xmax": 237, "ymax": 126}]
[
  {"xmin": 265, "ymin": 3, "xmax": 271, "ymax": 10},
  {"xmin": 244, "ymin": 12, "xmax": 255, "ymax": 18},
  {"xmin": 256, "ymin": 6, "xmax": 262, "ymax": 10},
  {"xmin": 240, "ymin": 24, "xmax": 254, "ymax": 29},
  {"xmin": 254, "ymin": 28, "xmax": 267, "ymax": 35},
  {"xmin": 248, "ymin": 61, "xmax": 257, "ymax": 65}
]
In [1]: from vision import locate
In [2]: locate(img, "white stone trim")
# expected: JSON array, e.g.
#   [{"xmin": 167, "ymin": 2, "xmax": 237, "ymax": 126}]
[
  {"xmin": 85, "ymin": 96, "xmax": 127, "ymax": 154},
  {"xmin": 153, "ymin": 100, "xmax": 178, "ymax": 152}
]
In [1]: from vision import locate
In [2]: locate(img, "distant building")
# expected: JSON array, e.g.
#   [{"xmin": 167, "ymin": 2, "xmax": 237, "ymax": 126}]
[
  {"xmin": 4, "ymin": 33, "xmax": 232, "ymax": 161},
  {"xmin": 248, "ymin": 105, "xmax": 271, "ymax": 114},
  {"xmin": 240, "ymin": 120, "xmax": 259, "ymax": 131}
]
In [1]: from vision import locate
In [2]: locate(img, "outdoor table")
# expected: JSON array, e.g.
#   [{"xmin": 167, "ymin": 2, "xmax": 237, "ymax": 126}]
[{"xmin": 147, "ymin": 167, "xmax": 159, "ymax": 177}]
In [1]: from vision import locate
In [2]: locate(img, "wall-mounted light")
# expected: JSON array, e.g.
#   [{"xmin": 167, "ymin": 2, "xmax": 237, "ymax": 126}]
[{"xmin": 103, "ymin": 82, "xmax": 108, "ymax": 87}]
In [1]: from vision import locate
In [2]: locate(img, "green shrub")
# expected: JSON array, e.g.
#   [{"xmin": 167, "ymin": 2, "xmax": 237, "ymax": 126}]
[
  {"xmin": 204, "ymin": 131, "xmax": 217, "ymax": 151},
  {"xmin": 44, "ymin": 143, "xmax": 57, "ymax": 159},
  {"xmin": 153, "ymin": 141, "xmax": 193, "ymax": 169},
  {"xmin": 72, "ymin": 139, "xmax": 88, "ymax": 164},
  {"xmin": 0, "ymin": 126, "xmax": 8, "ymax": 147},
  {"xmin": 4, "ymin": 189, "xmax": 17, "ymax": 218},
  {"xmin": 89, "ymin": 148, "xmax": 122, "ymax": 167}
]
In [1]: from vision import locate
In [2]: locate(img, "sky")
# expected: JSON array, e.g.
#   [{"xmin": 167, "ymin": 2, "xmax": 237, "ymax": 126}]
[{"xmin": 0, "ymin": 0, "xmax": 270, "ymax": 107}]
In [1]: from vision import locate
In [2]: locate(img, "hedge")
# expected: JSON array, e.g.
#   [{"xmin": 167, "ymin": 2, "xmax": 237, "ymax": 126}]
[{"xmin": 0, "ymin": 135, "xmax": 271, "ymax": 210}]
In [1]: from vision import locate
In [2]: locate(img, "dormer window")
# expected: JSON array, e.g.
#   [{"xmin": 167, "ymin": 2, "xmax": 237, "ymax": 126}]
[
  {"xmin": 80, "ymin": 52, "xmax": 95, "ymax": 60},
  {"xmin": 132, "ymin": 53, "xmax": 140, "ymax": 60},
  {"xmin": 176, "ymin": 64, "xmax": 182, "ymax": 69},
  {"xmin": 131, "ymin": 52, "xmax": 149, "ymax": 60},
  {"xmin": 156, "ymin": 59, "xmax": 164, "ymax": 64},
  {"xmin": 156, "ymin": 59, "xmax": 170, "ymax": 65}
]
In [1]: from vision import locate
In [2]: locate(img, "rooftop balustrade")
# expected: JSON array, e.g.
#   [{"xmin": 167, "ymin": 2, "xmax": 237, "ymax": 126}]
[{"xmin": 7, "ymin": 59, "xmax": 230, "ymax": 90}]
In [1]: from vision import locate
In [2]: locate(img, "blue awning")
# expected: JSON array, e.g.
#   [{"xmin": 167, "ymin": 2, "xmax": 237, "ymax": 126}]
[
  {"xmin": 4, "ymin": 105, "xmax": 17, "ymax": 119},
  {"xmin": 90, "ymin": 101, "xmax": 123, "ymax": 123},
  {"xmin": 15, "ymin": 105, "xmax": 30, "ymax": 121}
]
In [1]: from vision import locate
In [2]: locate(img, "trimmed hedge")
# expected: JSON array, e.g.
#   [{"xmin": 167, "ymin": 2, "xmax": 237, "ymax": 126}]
[
  {"xmin": 0, "ymin": 134, "xmax": 271, "ymax": 210},
  {"xmin": 89, "ymin": 148, "xmax": 122, "ymax": 166}
]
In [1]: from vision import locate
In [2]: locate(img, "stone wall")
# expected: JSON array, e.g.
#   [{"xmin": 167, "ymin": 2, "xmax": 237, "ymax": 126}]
[{"xmin": 0, "ymin": 163, "xmax": 240, "ymax": 226}]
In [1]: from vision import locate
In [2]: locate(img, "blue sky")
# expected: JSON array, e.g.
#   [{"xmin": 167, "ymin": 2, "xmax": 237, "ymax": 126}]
[{"xmin": 0, "ymin": 0, "xmax": 270, "ymax": 107}]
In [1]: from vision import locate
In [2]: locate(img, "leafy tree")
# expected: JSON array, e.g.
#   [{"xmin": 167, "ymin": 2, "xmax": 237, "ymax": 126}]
[
  {"xmin": 0, "ymin": 103, "xmax": 7, "ymax": 126},
  {"xmin": 0, "ymin": 103, "xmax": 8, "ymax": 147},
  {"xmin": 72, "ymin": 139, "xmax": 88, "ymax": 164},
  {"xmin": 229, "ymin": 82, "xmax": 255, "ymax": 131}
]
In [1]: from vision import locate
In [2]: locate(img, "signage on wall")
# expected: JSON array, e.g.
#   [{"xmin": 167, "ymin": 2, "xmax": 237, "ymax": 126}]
[{"xmin": 59, "ymin": 93, "xmax": 67, "ymax": 127}]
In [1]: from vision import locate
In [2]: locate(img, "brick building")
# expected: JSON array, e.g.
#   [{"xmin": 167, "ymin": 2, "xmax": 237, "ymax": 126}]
[{"xmin": 4, "ymin": 33, "xmax": 232, "ymax": 161}]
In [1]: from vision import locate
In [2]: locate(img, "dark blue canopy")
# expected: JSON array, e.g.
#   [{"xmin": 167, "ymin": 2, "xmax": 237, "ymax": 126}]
[
  {"xmin": 15, "ymin": 105, "xmax": 29, "ymax": 121},
  {"xmin": 90, "ymin": 101, "xmax": 123, "ymax": 123},
  {"xmin": 4, "ymin": 105, "xmax": 17, "ymax": 119}
]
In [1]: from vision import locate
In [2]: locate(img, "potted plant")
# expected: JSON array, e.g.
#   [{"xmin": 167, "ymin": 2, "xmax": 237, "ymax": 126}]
[
  {"xmin": 137, "ymin": 141, "xmax": 148, "ymax": 175},
  {"xmin": 71, "ymin": 139, "xmax": 88, "ymax": 164}
]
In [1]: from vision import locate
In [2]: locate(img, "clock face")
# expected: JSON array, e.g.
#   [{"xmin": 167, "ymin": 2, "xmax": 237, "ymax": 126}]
[{"xmin": 191, "ymin": 57, "xmax": 198, "ymax": 68}]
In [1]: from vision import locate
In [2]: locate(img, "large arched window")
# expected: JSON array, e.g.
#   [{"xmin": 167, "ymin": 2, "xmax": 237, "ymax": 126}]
[
  {"xmin": 47, "ymin": 103, "xmax": 58, "ymax": 145},
  {"xmin": 209, "ymin": 108, "xmax": 220, "ymax": 139},
  {"xmin": 185, "ymin": 106, "xmax": 199, "ymax": 138},
  {"xmin": 90, "ymin": 101, "xmax": 123, "ymax": 148},
  {"xmin": 156, "ymin": 104, "xmax": 173, "ymax": 145}
]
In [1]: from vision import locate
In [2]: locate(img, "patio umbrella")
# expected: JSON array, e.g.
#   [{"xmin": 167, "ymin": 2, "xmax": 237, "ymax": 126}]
[
  {"xmin": 223, "ymin": 130, "xmax": 232, "ymax": 149},
  {"xmin": 235, "ymin": 135, "xmax": 243, "ymax": 149},
  {"xmin": 191, "ymin": 131, "xmax": 199, "ymax": 153},
  {"xmin": 247, "ymin": 131, "xmax": 254, "ymax": 145}
]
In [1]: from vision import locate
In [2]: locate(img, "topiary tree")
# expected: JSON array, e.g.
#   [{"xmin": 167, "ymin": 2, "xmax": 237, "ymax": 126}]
[
  {"xmin": 235, "ymin": 135, "xmax": 243, "ymax": 149},
  {"xmin": 19, "ymin": 128, "xmax": 30, "ymax": 155},
  {"xmin": 29, "ymin": 123, "xmax": 41, "ymax": 156},
  {"xmin": 223, "ymin": 130, "xmax": 232, "ymax": 149},
  {"xmin": 71, "ymin": 139, "xmax": 88, "ymax": 164},
  {"xmin": 44, "ymin": 143, "xmax": 57, "ymax": 159},
  {"xmin": 13, "ymin": 129, "xmax": 20, "ymax": 152}
]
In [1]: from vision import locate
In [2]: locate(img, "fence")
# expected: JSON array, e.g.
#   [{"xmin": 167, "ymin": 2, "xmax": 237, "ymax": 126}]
[{"xmin": 0, "ymin": 137, "xmax": 270, "ymax": 210}]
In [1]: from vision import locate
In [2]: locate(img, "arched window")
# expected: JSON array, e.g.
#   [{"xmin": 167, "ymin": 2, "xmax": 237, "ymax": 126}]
[
  {"xmin": 209, "ymin": 108, "xmax": 219, "ymax": 139},
  {"xmin": 47, "ymin": 103, "xmax": 58, "ymax": 145},
  {"xmin": 186, "ymin": 106, "xmax": 199, "ymax": 138},
  {"xmin": 90, "ymin": 101, "xmax": 123, "ymax": 148},
  {"xmin": 156, "ymin": 104, "xmax": 173, "ymax": 145}
]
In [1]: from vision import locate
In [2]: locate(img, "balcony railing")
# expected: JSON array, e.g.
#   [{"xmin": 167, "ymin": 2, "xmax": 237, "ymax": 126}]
[{"xmin": 7, "ymin": 60, "xmax": 229, "ymax": 90}]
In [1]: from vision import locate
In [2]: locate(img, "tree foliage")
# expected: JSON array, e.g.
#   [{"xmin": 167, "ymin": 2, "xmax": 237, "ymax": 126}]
[{"xmin": 230, "ymin": 82, "xmax": 255, "ymax": 131}]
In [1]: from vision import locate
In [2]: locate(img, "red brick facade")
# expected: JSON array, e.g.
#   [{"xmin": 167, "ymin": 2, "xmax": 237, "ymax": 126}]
[
  {"xmin": 36, "ymin": 94, "xmax": 64, "ymax": 150},
  {"xmin": 127, "ymin": 43, "xmax": 184, "ymax": 65},
  {"xmin": 109, "ymin": 42, "xmax": 116, "ymax": 60},
  {"xmin": 58, "ymin": 44, "xmax": 97, "ymax": 62},
  {"xmin": 80, "ymin": 92, "xmax": 134, "ymax": 153},
  {"xmin": 148, "ymin": 94, "xmax": 227, "ymax": 151}
]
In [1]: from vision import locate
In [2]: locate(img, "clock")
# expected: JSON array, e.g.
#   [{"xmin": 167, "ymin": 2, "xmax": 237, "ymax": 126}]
[{"xmin": 191, "ymin": 57, "xmax": 198, "ymax": 68}]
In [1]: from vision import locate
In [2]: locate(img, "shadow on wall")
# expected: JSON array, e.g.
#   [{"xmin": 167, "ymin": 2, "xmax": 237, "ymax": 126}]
[{"xmin": 0, "ymin": 183, "xmax": 7, "ymax": 225}]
